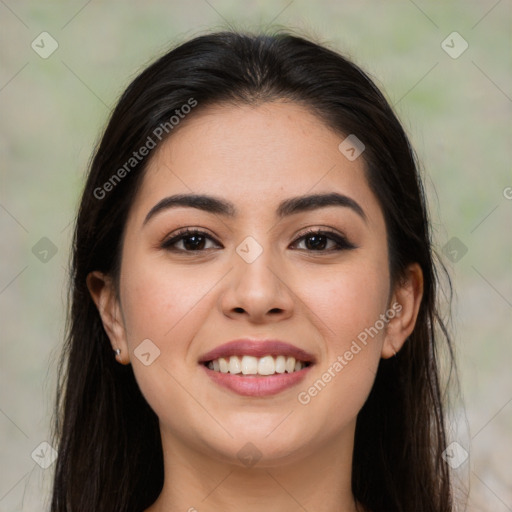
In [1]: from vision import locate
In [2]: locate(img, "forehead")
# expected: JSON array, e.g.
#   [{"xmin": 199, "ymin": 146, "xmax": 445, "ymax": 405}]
[{"xmin": 128, "ymin": 101, "xmax": 383, "ymax": 226}]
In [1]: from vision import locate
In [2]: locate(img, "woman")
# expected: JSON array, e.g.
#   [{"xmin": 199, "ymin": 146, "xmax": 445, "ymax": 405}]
[{"xmin": 51, "ymin": 30, "xmax": 455, "ymax": 511}]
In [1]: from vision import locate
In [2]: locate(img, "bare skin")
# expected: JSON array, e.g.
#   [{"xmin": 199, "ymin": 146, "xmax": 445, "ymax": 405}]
[{"xmin": 88, "ymin": 100, "xmax": 423, "ymax": 512}]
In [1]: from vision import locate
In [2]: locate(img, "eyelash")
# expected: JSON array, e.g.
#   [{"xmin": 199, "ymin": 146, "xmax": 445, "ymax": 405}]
[{"xmin": 160, "ymin": 228, "xmax": 357, "ymax": 253}]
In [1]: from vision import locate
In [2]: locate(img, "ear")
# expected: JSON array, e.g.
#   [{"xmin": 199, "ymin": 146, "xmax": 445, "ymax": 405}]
[
  {"xmin": 86, "ymin": 271, "xmax": 131, "ymax": 365},
  {"xmin": 381, "ymin": 263, "xmax": 424, "ymax": 359}
]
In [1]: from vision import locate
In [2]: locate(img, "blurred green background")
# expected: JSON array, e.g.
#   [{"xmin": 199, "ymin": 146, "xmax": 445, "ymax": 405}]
[{"xmin": 1, "ymin": 1, "xmax": 510, "ymax": 510}]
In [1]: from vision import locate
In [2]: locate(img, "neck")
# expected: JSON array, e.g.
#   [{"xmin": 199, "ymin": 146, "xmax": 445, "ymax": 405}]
[{"xmin": 146, "ymin": 422, "xmax": 359, "ymax": 512}]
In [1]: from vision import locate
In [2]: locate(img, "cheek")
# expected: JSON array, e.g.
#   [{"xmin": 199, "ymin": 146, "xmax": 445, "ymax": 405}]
[
  {"xmin": 293, "ymin": 259, "xmax": 389, "ymax": 427},
  {"xmin": 119, "ymin": 258, "xmax": 212, "ymax": 346},
  {"xmin": 300, "ymin": 259, "xmax": 390, "ymax": 350},
  {"xmin": 118, "ymin": 258, "xmax": 218, "ymax": 437}
]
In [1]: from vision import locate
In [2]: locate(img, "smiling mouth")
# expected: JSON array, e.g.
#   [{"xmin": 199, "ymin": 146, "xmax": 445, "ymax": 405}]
[{"xmin": 203, "ymin": 355, "xmax": 312, "ymax": 376}]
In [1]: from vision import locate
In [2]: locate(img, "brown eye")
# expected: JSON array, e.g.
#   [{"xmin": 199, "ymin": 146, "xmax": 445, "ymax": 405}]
[
  {"xmin": 161, "ymin": 229, "xmax": 220, "ymax": 252},
  {"xmin": 292, "ymin": 230, "xmax": 356, "ymax": 252}
]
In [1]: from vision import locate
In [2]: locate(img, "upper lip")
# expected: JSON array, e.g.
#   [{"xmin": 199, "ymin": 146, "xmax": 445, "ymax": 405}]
[{"xmin": 198, "ymin": 339, "xmax": 316, "ymax": 364}]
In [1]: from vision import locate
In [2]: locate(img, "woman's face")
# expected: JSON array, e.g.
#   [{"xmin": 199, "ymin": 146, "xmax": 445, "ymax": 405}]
[{"xmin": 93, "ymin": 100, "xmax": 420, "ymax": 466}]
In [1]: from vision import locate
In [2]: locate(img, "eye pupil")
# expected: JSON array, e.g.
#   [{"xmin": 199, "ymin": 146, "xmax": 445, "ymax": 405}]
[
  {"xmin": 184, "ymin": 235, "xmax": 205, "ymax": 250},
  {"xmin": 306, "ymin": 234, "xmax": 327, "ymax": 250}
]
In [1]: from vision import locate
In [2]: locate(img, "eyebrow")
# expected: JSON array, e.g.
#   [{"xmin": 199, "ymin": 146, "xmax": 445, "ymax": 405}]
[{"xmin": 143, "ymin": 192, "xmax": 367, "ymax": 226}]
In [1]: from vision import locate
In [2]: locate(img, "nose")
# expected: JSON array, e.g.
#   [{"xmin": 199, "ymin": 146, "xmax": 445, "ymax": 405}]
[{"xmin": 220, "ymin": 244, "xmax": 295, "ymax": 324}]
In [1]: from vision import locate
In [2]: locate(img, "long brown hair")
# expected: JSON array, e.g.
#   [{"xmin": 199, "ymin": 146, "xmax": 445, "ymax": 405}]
[{"xmin": 51, "ymin": 30, "xmax": 455, "ymax": 511}]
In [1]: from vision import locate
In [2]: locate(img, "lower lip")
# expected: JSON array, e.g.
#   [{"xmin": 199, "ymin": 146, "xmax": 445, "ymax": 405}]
[{"xmin": 201, "ymin": 365, "xmax": 313, "ymax": 397}]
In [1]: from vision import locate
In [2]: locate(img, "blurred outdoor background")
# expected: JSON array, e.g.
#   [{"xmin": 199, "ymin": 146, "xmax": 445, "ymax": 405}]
[{"xmin": 0, "ymin": 1, "xmax": 510, "ymax": 510}]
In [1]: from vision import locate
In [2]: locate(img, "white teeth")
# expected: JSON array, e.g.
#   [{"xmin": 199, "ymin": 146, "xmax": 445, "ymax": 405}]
[
  {"xmin": 206, "ymin": 354, "xmax": 308, "ymax": 375},
  {"xmin": 258, "ymin": 355, "xmax": 275, "ymax": 375},
  {"xmin": 228, "ymin": 356, "xmax": 242, "ymax": 374},
  {"xmin": 219, "ymin": 357, "xmax": 229, "ymax": 373},
  {"xmin": 241, "ymin": 355, "xmax": 258, "ymax": 375},
  {"xmin": 285, "ymin": 356, "xmax": 296, "ymax": 373},
  {"xmin": 275, "ymin": 355, "xmax": 286, "ymax": 373}
]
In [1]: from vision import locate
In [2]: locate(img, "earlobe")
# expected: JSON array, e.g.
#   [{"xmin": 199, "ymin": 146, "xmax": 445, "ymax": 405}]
[
  {"xmin": 86, "ymin": 271, "xmax": 131, "ymax": 365},
  {"xmin": 381, "ymin": 263, "xmax": 424, "ymax": 359}
]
